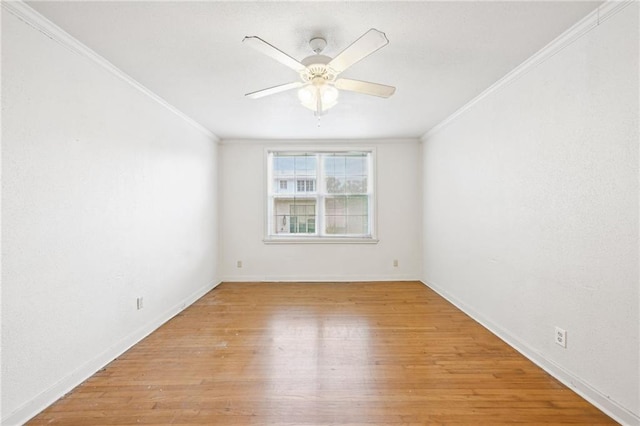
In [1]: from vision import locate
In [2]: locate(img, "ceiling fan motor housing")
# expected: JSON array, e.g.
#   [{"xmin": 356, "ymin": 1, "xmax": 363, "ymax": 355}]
[{"xmin": 300, "ymin": 55, "xmax": 336, "ymax": 82}]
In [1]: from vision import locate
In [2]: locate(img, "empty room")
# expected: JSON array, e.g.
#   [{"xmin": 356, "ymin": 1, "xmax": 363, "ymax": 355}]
[{"xmin": 1, "ymin": 0, "xmax": 638, "ymax": 424}]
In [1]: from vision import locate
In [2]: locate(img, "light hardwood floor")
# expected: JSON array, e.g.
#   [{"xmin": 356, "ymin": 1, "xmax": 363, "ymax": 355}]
[{"xmin": 29, "ymin": 281, "xmax": 615, "ymax": 425}]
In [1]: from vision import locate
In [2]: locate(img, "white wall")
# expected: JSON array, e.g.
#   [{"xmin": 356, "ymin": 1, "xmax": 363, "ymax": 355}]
[
  {"xmin": 220, "ymin": 140, "xmax": 421, "ymax": 282},
  {"xmin": 1, "ymin": 9, "xmax": 219, "ymax": 424},
  {"xmin": 421, "ymin": 3, "xmax": 638, "ymax": 423}
]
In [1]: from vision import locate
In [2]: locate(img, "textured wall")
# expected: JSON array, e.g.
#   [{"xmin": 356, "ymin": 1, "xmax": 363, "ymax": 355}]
[
  {"xmin": 421, "ymin": 3, "xmax": 638, "ymax": 421},
  {"xmin": 220, "ymin": 140, "xmax": 422, "ymax": 282},
  {"xmin": 2, "ymin": 11, "xmax": 219, "ymax": 423}
]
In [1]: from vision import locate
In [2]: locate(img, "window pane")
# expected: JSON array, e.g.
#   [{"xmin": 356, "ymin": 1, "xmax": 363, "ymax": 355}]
[
  {"xmin": 273, "ymin": 198, "xmax": 317, "ymax": 234},
  {"xmin": 346, "ymin": 177, "xmax": 367, "ymax": 193},
  {"xmin": 326, "ymin": 196, "xmax": 346, "ymax": 235},
  {"xmin": 273, "ymin": 199, "xmax": 294, "ymax": 234},
  {"xmin": 347, "ymin": 196, "xmax": 367, "ymax": 214},
  {"xmin": 273, "ymin": 156, "xmax": 294, "ymax": 176},
  {"xmin": 346, "ymin": 156, "xmax": 366, "ymax": 175},
  {"xmin": 288, "ymin": 200, "xmax": 317, "ymax": 234},
  {"xmin": 325, "ymin": 196, "xmax": 346, "ymax": 216},
  {"xmin": 325, "ymin": 177, "xmax": 345, "ymax": 194},
  {"xmin": 324, "ymin": 195, "xmax": 369, "ymax": 235},
  {"xmin": 347, "ymin": 215, "xmax": 367, "ymax": 235},
  {"xmin": 324, "ymin": 154, "xmax": 368, "ymax": 194},
  {"xmin": 273, "ymin": 214, "xmax": 288, "ymax": 234},
  {"xmin": 326, "ymin": 215, "xmax": 346, "ymax": 235},
  {"xmin": 324, "ymin": 155, "xmax": 345, "ymax": 176},
  {"xmin": 294, "ymin": 155, "xmax": 316, "ymax": 176}
]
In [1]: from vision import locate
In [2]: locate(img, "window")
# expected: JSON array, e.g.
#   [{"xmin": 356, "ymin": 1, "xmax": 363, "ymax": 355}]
[
  {"xmin": 267, "ymin": 150, "xmax": 375, "ymax": 241},
  {"xmin": 297, "ymin": 179, "xmax": 315, "ymax": 193}
]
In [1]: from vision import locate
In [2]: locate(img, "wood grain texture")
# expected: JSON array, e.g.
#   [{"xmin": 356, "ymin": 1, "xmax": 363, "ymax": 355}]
[{"xmin": 29, "ymin": 282, "xmax": 615, "ymax": 425}]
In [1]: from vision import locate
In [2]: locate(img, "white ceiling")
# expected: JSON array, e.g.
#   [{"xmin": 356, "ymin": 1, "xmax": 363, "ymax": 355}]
[{"xmin": 28, "ymin": 1, "xmax": 601, "ymax": 140}]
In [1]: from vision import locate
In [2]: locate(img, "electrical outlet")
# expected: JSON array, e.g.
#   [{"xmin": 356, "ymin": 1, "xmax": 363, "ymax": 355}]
[
  {"xmin": 393, "ymin": 259, "xmax": 399, "ymax": 267},
  {"xmin": 136, "ymin": 297, "xmax": 144, "ymax": 310},
  {"xmin": 236, "ymin": 260, "xmax": 243, "ymax": 268},
  {"xmin": 555, "ymin": 327, "xmax": 567, "ymax": 348}
]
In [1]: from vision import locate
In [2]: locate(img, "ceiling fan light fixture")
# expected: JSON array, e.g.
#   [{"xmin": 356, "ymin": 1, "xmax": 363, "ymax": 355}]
[
  {"xmin": 322, "ymin": 84, "xmax": 339, "ymax": 104},
  {"xmin": 297, "ymin": 83, "xmax": 339, "ymax": 112},
  {"xmin": 297, "ymin": 85, "xmax": 315, "ymax": 105}
]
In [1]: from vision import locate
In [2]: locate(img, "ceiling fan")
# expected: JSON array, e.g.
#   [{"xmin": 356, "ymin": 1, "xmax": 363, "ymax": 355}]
[{"xmin": 243, "ymin": 29, "xmax": 396, "ymax": 116}]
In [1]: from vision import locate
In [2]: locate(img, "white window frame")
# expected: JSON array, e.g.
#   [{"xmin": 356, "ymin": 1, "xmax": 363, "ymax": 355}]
[{"xmin": 264, "ymin": 147, "xmax": 378, "ymax": 244}]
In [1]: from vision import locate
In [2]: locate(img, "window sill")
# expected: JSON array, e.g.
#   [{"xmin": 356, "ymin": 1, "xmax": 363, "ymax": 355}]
[{"xmin": 263, "ymin": 237, "xmax": 379, "ymax": 245}]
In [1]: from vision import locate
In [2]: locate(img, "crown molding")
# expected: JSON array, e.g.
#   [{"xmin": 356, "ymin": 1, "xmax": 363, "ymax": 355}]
[
  {"xmin": 219, "ymin": 138, "xmax": 419, "ymax": 145},
  {"xmin": 2, "ymin": 0, "xmax": 219, "ymax": 142},
  {"xmin": 421, "ymin": 0, "xmax": 635, "ymax": 141}
]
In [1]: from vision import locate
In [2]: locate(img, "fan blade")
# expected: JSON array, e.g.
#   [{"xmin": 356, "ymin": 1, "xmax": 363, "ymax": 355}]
[
  {"xmin": 328, "ymin": 29, "xmax": 389, "ymax": 74},
  {"xmin": 335, "ymin": 78, "xmax": 396, "ymax": 98},
  {"xmin": 245, "ymin": 82, "xmax": 303, "ymax": 99},
  {"xmin": 243, "ymin": 36, "xmax": 307, "ymax": 73}
]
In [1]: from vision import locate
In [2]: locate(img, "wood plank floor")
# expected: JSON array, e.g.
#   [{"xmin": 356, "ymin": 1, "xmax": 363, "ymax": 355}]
[{"xmin": 29, "ymin": 282, "xmax": 615, "ymax": 425}]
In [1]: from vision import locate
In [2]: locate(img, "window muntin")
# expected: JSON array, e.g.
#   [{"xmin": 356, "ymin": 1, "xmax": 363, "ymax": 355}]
[{"xmin": 267, "ymin": 150, "xmax": 374, "ymax": 240}]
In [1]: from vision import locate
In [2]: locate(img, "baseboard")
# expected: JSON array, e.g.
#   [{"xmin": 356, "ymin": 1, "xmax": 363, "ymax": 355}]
[
  {"xmin": 220, "ymin": 274, "xmax": 420, "ymax": 282},
  {"xmin": 2, "ymin": 280, "xmax": 221, "ymax": 426},
  {"xmin": 421, "ymin": 279, "xmax": 639, "ymax": 426}
]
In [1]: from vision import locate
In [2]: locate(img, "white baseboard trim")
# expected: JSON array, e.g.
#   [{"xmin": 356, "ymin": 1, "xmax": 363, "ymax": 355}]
[
  {"xmin": 220, "ymin": 274, "xmax": 420, "ymax": 283},
  {"xmin": 421, "ymin": 279, "xmax": 639, "ymax": 426},
  {"xmin": 2, "ymin": 280, "xmax": 221, "ymax": 426}
]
